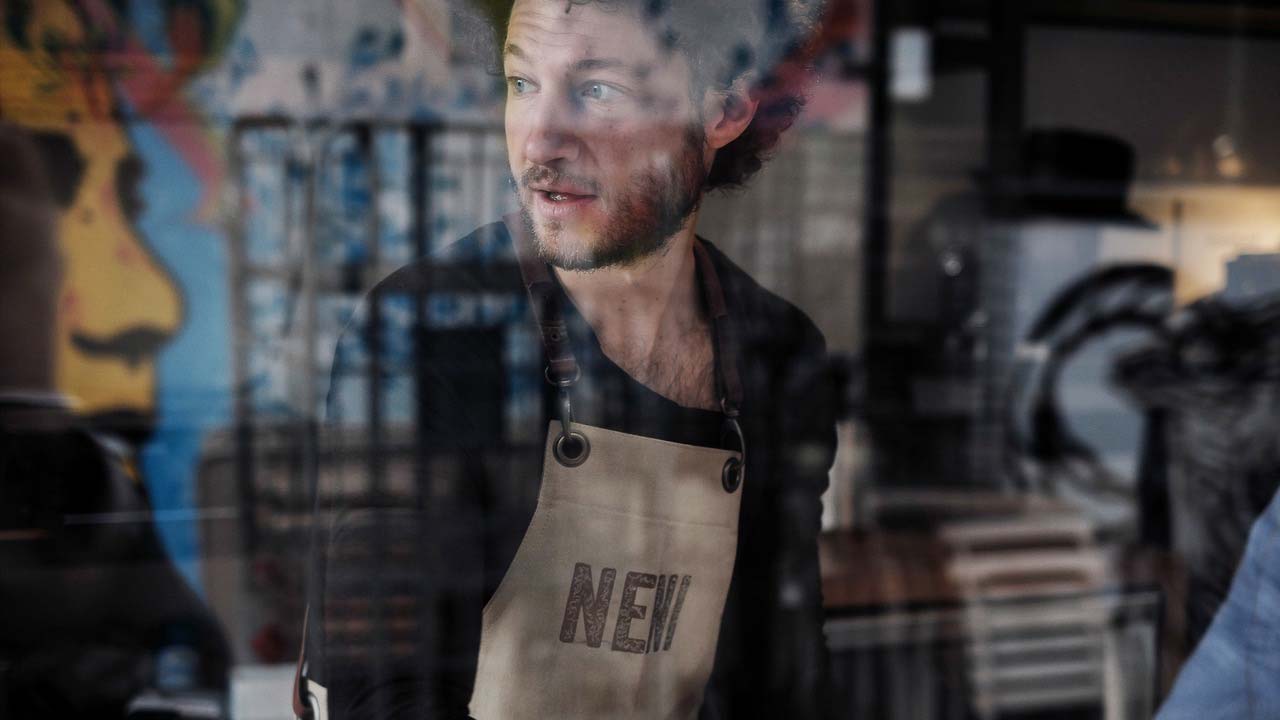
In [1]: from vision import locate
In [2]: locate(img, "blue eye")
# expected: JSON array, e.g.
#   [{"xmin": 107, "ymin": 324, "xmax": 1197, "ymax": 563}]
[
  {"xmin": 582, "ymin": 82, "xmax": 618, "ymax": 101},
  {"xmin": 508, "ymin": 77, "xmax": 531, "ymax": 95}
]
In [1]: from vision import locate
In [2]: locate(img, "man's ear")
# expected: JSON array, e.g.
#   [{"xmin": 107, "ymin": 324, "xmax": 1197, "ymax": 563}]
[{"xmin": 702, "ymin": 78, "xmax": 760, "ymax": 151}]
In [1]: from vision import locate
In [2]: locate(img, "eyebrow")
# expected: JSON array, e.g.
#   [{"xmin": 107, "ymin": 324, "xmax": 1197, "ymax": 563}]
[
  {"xmin": 503, "ymin": 44, "xmax": 636, "ymax": 75},
  {"xmin": 572, "ymin": 57, "xmax": 628, "ymax": 73}
]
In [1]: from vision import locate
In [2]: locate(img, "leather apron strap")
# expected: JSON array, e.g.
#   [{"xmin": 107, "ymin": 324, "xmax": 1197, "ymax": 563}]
[
  {"xmin": 502, "ymin": 214, "xmax": 746, "ymax": 488},
  {"xmin": 292, "ymin": 606, "xmax": 312, "ymax": 719},
  {"xmin": 511, "ymin": 219, "xmax": 580, "ymax": 389}
]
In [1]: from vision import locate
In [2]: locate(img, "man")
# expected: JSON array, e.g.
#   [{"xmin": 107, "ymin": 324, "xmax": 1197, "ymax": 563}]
[{"xmin": 301, "ymin": 1, "xmax": 836, "ymax": 718}]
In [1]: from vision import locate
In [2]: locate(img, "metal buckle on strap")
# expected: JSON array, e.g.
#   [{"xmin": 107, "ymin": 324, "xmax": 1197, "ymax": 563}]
[
  {"xmin": 548, "ymin": 370, "xmax": 590, "ymax": 467},
  {"xmin": 544, "ymin": 364, "xmax": 581, "ymax": 387}
]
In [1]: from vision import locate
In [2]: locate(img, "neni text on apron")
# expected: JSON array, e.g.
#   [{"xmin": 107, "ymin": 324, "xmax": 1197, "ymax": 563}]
[{"xmin": 466, "ymin": 217, "xmax": 747, "ymax": 719}]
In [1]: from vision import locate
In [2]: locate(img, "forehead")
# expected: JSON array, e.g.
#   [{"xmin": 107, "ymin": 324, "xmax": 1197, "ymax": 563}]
[{"xmin": 504, "ymin": 0, "xmax": 678, "ymax": 74}]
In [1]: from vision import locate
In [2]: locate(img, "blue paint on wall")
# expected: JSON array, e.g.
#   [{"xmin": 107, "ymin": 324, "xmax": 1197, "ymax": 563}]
[{"xmin": 129, "ymin": 122, "xmax": 233, "ymax": 592}]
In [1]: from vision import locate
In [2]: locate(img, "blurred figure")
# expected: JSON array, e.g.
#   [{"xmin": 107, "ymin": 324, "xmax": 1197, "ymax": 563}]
[{"xmin": 0, "ymin": 123, "xmax": 229, "ymax": 718}]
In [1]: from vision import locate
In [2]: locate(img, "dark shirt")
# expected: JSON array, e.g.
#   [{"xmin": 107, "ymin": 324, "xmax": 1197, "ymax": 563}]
[{"xmin": 308, "ymin": 222, "xmax": 837, "ymax": 719}]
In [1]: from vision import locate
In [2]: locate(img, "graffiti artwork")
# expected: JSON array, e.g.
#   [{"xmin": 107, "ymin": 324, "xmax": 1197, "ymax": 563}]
[{"xmin": 0, "ymin": 0, "xmax": 239, "ymax": 441}]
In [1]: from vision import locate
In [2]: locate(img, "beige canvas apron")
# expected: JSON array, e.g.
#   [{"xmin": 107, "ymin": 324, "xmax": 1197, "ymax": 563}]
[
  {"xmin": 467, "ymin": 421, "xmax": 742, "ymax": 719},
  {"xmin": 467, "ymin": 218, "xmax": 748, "ymax": 719}
]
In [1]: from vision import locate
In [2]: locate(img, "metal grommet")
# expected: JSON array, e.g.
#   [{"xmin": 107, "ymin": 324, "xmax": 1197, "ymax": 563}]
[
  {"xmin": 545, "ymin": 365, "xmax": 582, "ymax": 387},
  {"xmin": 721, "ymin": 457, "xmax": 743, "ymax": 493},
  {"xmin": 554, "ymin": 431, "xmax": 591, "ymax": 467}
]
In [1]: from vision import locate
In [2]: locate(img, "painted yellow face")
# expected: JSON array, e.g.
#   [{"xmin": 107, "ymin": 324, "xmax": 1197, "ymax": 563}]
[{"xmin": 0, "ymin": 2, "xmax": 182, "ymax": 422}]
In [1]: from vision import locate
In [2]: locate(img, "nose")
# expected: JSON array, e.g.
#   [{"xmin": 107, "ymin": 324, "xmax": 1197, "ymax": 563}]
[{"xmin": 522, "ymin": 94, "xmax": 582, "ymax": 167}]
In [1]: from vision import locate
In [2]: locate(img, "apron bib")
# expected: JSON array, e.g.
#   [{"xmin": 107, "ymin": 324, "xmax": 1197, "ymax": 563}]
[
  {"xmin": 468, "ymin": 217, "xmax": 748, "ymax": 719},
  {"xmin": 468, "ymin": 421, "xmax": 742, "ymax": 719}
]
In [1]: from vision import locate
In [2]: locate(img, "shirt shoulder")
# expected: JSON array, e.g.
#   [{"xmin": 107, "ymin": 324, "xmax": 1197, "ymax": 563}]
[
  {"xmin": 374, "ymin": 220, "xmax": 519, "ymax": 297},
  {"xmin": 699, "ymin": 238, "xmax": 828, "ymax": 360},
  {"xmin": 325, "ymin": 222, "xmax": 523, "ymax": 425}
]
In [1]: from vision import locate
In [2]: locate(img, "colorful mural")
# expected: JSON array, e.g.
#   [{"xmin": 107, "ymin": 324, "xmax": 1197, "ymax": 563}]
[
  {"xmin": 0, "ymin": 0, "xmax": 238, "ymax": 422},
  {"xmin": 0, "ymin": 0, "xmax": 242, "ymax": 583},
  {"xmin": 0, "ymin": 0, "xmax": 508, "ymax": 590}
]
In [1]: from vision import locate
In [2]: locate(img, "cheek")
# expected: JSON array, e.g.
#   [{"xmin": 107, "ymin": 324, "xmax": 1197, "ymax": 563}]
[
  {"xmin": 622, "ymin": 131, "xmax": 682, "ymax": 172},
  {"xmin": 640, "ymin": 95, "xmax": 688, "ymax": 127},
  {"xmin": 506, "ymin": 139, "xmax": 522, "ymax": 180},
  {"xmin": 504, "ymin": 108, "xmax": 526, "ymax": 167},
  {"xmin": 596, "ymin": 116, "xmax": 660, "ymax": 155}
]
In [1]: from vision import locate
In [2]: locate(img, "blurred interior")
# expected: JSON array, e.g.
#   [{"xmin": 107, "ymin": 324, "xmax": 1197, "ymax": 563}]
[{"xmin": 4, "ymin": 0, "xmax": 1280, "ymax": 717}]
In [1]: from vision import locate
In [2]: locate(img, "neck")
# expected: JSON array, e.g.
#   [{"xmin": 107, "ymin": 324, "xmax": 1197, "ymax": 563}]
[{"xmin": 553, "ymin": 218, "xmax": 704, "ymax": 351}]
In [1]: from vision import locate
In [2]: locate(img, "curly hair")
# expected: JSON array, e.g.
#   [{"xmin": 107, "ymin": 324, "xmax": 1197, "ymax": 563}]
[{"xmin": 471, "ymin": 0, "xmax": 821, "ymax": 192}]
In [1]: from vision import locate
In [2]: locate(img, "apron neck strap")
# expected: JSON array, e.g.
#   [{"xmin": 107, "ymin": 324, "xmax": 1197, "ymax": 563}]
[
  {"xmin": 510, "ymin": 218, "xmax": 580, "ymax": 388},
  {"xmin": 503, "ymin": 214, "xmax": 743, "ymax": 416},
  {"xmin": 691, "ymin": 239, "xmax": 744, "ymax": 418}
]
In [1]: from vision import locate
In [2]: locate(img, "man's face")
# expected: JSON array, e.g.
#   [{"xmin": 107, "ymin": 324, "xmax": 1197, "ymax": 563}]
[{"xmin": 503, "ymin": 0, "xmax": 712, "ymax": 270}]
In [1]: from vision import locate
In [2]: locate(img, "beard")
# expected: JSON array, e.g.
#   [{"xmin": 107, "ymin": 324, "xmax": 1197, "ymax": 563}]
[{"xmin": 519, "ymin": 125, "xmax": 707, "ymax": 272}]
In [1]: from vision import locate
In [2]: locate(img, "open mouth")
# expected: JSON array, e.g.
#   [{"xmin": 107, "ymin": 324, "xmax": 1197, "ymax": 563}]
[
  {"xmin": 71, "ymin": 327, "xmax": 172, "ymax": 369},
  {"xmin": 537, "ymin": 190, "xmax": 595, "ymax": 203}
]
